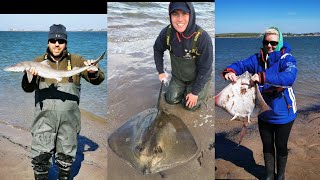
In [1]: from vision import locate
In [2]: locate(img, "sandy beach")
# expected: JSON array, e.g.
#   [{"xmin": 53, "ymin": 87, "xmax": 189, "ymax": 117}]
[
  {"xmin": 215, "ymin": 107, "xmax": 320, "ymax": 179},
  {"xmin": 0, "ymin": 109, "xmax": 109, "ymax": 180}
]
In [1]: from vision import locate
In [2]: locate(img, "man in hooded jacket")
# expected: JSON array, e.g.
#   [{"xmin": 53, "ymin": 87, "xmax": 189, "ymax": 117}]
[{"xmin": 154, "ymin": 2, "xmax": 213, "ymax": 111}]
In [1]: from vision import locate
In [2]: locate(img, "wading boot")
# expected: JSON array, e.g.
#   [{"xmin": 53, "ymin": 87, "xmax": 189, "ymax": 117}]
[
  {"xmin": 34, "ymin": 171, "xmax": 48, "ymax": 180},
  {"xmin": 58, "ymin": 167, "xmax": 71, "ymax": 180},
  {"xmin": 276, "ymin": 155, "xmax": 288, "ymax": 180},
  {"xmin": 264, "ymin": 153, "xmax": 275, "ymax": 180},
  {"xmin": 56, "ymin": 153, "xmax": 73, "ymax": 180},
  {"xmin": 32, "ymin": 153, "xmax": 51, "ymax": 180}
]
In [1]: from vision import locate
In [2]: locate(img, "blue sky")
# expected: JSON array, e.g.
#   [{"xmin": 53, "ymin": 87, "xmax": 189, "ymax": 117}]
[
  {"xmin": 216, "ymin": 0, "xmax": 320, "ymax": 34},
  {"xmin": 0, "ymin": 14, "xmax": 107, "ymax": 31}
]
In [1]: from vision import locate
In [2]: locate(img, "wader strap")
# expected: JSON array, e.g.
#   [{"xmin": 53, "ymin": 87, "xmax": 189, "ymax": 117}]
[
  {"xmin": 67, "ymin": 53, "xmax": 73, "ymax": 82},
  {"xmin": 166, "ymin": 25, "xmax": 172, "ymax": 52},
  {"xmin": 191, "ymin": 28, "xmax": 203, "ymax": 57}
]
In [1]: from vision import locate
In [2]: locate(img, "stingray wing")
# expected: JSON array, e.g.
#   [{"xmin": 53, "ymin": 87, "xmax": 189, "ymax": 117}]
[
  {"xmin": 252, "ymin": 84, "xmax": 271, "ymax": 116},
  {"xmin": 108, "ymin": 108, "xmax": 198, "ymax": 175},
  {"xmin": 215, "ymin": 82, "xmax": 238, "ymax": 116}
]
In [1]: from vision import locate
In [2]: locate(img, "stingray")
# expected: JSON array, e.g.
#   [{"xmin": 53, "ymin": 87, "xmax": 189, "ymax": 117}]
[
  {"xmin": 215, "ymin": 71, "xmax": 271, "ymax": 144},
  {"xmin": 108, "ymin": 81, "xmax": 198, "ymax": 175},
  {"xmin": 215, "ymin": 71, "xmax": 270, "ymax": 123}
]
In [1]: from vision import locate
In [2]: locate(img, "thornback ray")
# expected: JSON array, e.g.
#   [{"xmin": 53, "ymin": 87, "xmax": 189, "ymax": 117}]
[
  {"xmin": 215, "ymin": 71, "xmax": 271, "ymax": 124},
  {"xmin": 3, "ymin": 50, "xmax": 106, "ymax": 83},
  {"xmin": 108, "ymin": 82, "xmax": 198, "ymax": 175}
]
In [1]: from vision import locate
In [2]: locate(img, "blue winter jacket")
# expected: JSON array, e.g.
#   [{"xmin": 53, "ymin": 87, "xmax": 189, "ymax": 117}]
[{"xmin": 223, "ymin": 42, "xmax": 297, "ymax": 124}]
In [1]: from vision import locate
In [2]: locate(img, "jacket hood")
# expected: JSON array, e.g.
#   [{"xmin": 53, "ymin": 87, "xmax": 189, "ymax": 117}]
[
  {"xmin": 168, "ymin": 2, "xmax": 196, "ymax": 36},
  {"xmin": 259, "ymin": 42, "xmax": 292, "ymax": 63},
  {"xmin": 262, "ymin": 26, "xmax": 283, "ymax": 52},
  {"xmin": 264, "ymin": 42, "xmax": 292, "ymax": 63},
  {"xmin": 281, "ymin": 42, "xmax": 292, "ymax": 53}
]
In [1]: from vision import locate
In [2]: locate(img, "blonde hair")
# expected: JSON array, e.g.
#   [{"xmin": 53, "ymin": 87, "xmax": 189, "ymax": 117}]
[{"xmin": 264, "ymin": 28, "xmax": 279, "ymax": 36}]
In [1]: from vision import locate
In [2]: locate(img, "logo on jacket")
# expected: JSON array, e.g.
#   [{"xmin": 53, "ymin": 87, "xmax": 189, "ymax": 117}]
[{"xmin": 183, "ymin": 49, "xmax": 192, "ymax": 59}]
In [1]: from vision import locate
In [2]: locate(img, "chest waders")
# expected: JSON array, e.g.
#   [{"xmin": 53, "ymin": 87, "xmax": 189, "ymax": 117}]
[
  {"xmin": 31, "ymin": 54, "xmax": 80, "ymax": 180},
  {"xmin": 165, "ymin": 25, "xmax": 210, "ymax": 111}
]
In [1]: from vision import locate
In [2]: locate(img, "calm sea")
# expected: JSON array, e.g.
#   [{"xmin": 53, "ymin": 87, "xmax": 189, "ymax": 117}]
[
  {"xmin": 215, "ymin": 36, "xmax": 320, "ymax": 120},
  {"xmin": 0, "ymin": 31, "xmax": 107, "ymax": 129}
]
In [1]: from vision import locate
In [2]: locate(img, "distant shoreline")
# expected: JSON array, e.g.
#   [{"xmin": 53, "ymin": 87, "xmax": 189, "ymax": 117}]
[
  {"xmin": 216, "ymin": 35, "xmax": 320, "ymax": 38},
  {"xmin": 216, "ymin": 33, "xmax": 320, "ymax": 38},
  {"xmin": 0, "ymin": 30, "xmax": 107, "ymax": 32}
]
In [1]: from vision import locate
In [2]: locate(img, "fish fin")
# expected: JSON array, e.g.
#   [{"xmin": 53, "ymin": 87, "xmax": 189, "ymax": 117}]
[
  {"xmin": 40, "ymin": 60, "xmax": 50, "ymax": 67},
  {"xmin": 56, "ymin": 77, "xmax": 62, "ymax": 82},
  {"xmin": 92, "ymin": 51, "xmax": 106, "ymax": 65},
  {"xmin": 254, "ymin": 84, "xmax": 271, "ymax": 115},
  {"xmin": 230, "ymin": 114, "xmax": 238, "ymax": 121},
  {"xmin": 26, "ymin": 71, "xmax": 34, "ymax": 83}
]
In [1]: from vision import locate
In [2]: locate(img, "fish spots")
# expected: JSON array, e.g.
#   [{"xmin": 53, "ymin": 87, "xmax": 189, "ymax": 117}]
[
  {"xmin": 240, "ymin": 88, "xmax": 247, "ymax": 95},
  {"xmin": 226, "ymin": 94, "xmax": 230, "ymax": 101}
]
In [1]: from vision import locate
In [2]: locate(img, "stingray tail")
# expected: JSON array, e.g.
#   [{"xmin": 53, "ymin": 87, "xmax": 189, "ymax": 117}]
[{"xmin": 237, "ymin": 122, "xmax": 247, "ymax": 146}]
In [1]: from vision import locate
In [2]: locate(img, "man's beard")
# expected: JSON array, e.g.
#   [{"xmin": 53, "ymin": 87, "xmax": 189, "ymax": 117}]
[
  {"xmin": 51, "ymin": 51, "xmax": 63, "ymax": 58},
  {"xmin": 49, "ymin": 48, "xmax": 66, "ymax": 58}
]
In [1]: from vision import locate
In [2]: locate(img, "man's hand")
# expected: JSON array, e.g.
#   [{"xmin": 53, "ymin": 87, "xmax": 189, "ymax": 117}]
[
  {"xmin": 26, "ymin": 67, "xmax": 38, "ymax": 76},
  {"xmin": 159, "ymin": 73, "xmax": 167, "ymax": 81},
  {"xmin": 186, "ymin": 93, "xmax": 198, "ymax": 109},
  {"xmin": 159, "ymin": 73, "xmax": 169, "ymax": 86},
  {"xmin": 224, "ymin": 72, "xmax": 238, "ymax": 82},
  {"xmin": 84, "ymin": 60, "xmax": 99, "ymax": 73}
]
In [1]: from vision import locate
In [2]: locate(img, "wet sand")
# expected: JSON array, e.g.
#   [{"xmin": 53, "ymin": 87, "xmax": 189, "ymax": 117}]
[
  {"xmin": 0, "ymin": 109, "xmax": 109, "ymax": 180},
  {"xmin": 106, "ymin": 53, "xmax": 215, "ymax": 180},
  {"xmin": 215, "ymin": 108, "xmax": 320, "ymax": 179}
]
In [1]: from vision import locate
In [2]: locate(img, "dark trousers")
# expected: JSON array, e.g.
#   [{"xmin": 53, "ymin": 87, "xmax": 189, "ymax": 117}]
[{"xmin": 258, "ymin": 120, "xmax": 294, "ymax": 156}]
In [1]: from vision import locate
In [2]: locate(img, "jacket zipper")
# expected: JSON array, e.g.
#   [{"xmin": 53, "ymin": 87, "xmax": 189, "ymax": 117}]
[{"xmin": 56, "ymin": 61, "xmax": 59, "ymax": 83}]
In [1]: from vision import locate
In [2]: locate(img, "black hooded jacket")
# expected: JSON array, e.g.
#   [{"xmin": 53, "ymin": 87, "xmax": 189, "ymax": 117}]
[{"xmin": 153, "ymin": 2, "xmax": 213, "ymax": 95}]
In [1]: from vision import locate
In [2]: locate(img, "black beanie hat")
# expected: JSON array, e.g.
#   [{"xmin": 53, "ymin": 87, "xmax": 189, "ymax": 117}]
[{"xmin": 48, "ymin": 24, "xmax": 67, "ymax": 41}]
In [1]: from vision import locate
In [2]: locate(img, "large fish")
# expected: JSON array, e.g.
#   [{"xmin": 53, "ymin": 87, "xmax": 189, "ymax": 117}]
[
  {"xmin": 3, "ymin": 51, "xmax": 106, "ymax": 83},
  {"xmin": 108, "ymin": 82, "xmax": 198, "ymax": 175},
  {"xmin": 215, "ymin": 71, "xmax": 270, "ymax": 124}
]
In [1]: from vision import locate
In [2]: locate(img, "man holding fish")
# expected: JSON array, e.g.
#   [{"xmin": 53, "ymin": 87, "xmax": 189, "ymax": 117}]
[
  {"xmin": 21, "ymin": 24, "xmax": 105, "ymax": 180},
  {"xmin": 223, "ymin": 27, "xmax": 297, "ymax": 180}
]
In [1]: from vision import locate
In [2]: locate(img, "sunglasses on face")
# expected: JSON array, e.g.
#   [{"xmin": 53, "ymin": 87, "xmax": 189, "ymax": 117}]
[
  {"xmin": 263, "ymin": 40, "xmax": 278, "ymax": 46},
  {"xmin": 49, "ymin": 39, "xmax": 66, "ymax": 44}
]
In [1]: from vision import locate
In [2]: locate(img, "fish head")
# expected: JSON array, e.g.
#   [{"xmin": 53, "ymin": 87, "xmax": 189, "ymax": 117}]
[{"xmin": 239, "ymin": 71, "xmax": 252, "ymax": 86}]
